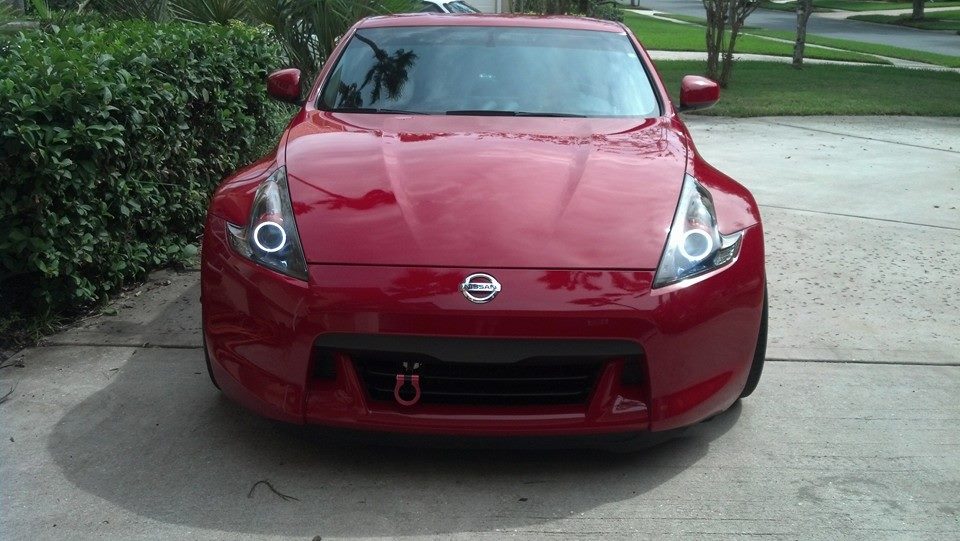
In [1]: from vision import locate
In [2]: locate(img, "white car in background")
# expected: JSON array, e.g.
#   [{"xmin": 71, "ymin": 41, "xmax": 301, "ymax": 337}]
[{"xmin": 418, "ymin": 0, "xmax": 483, "ymax": 13}]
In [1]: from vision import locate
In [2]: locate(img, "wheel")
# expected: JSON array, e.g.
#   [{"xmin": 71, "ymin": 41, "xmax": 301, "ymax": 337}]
[
  {"xmin": 202, "ymin": 334, "xmax": 221, "ymax": 390},
  {"xmin": 739, "ymin": 287, "xmax": 767, "ymax": 399}
]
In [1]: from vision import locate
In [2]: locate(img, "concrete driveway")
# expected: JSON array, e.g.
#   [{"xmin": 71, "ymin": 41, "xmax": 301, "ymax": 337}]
[
  {"xmin": 632, "ymin": 0, "xmax": 960, "ymax": 56},
  {"xmin": 2, "ymin": 116, "xmax": 959, "ymax": 540}
]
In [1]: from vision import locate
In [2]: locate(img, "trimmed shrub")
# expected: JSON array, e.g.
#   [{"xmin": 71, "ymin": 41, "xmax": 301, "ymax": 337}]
[
  {"xmin": 590, "ymin": 0, "xmax": 624, "ymax": 22},
  {"xmin": 512, "ymin": 0, "xmax": 623, "ymax": 22},
  {"xmin": 0, "ymin": 19, "xmax": 287, "ymax": 318}
]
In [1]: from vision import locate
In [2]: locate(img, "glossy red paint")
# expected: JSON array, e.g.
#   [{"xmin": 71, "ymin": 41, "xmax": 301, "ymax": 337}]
[
  {"xmin": 266, "ymin": 68, "xmax": 302, "ymax": 104},
  {"xmin": 201, "ymin": 14, "xmax": 766, "ymax": 442},
  {"xmin": 284, "ymin": 114, "xmax": 685, "ymax": 269},
  {"xmin": 679, "ymin": 75, "xmax": 720, "ymax": 112},
  {"xmin": 202, "ymin": 215, "xmax": 763, "ymax": 433}
]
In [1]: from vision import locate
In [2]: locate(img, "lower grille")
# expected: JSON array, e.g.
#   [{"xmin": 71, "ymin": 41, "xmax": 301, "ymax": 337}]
[
  {"xmin": 355, "ymin": 353, "xmax": 604, "ymax": 406},
  {"xmin": 311, "ymin": 334, "xmax": 644, "ymax": 407}
]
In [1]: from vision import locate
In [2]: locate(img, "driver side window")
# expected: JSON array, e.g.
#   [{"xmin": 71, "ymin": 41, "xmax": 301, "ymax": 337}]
[{"xmin": 419, "ymin": 2, "xmax": 444, "ymax": 12}]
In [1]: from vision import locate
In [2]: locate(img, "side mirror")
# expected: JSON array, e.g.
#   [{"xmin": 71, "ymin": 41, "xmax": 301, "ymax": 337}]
[
  {"xmin": 678, "ymin": 75, "xmax": 719, "ymax": 112},
  {"xmin": 267, "ymin": 68, "xmax": 302, "ymax": 104}
]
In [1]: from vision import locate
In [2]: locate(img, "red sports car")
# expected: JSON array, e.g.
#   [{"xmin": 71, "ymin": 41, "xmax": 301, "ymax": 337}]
[{"xmin": 201, "ymin": 14, "xmax": 766, "ymax": 448}]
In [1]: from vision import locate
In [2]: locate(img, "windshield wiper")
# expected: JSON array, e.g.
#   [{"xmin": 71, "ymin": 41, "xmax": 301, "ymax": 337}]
[
  {"xmin": 333, "ymin": 107, "xmax": 428, "ymax": 115},
  {"xmin": 445, "ymin": 110, "xmax": 587, "ymax": 118}
]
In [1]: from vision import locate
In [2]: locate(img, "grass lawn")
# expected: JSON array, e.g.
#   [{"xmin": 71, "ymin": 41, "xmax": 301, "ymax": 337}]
[
  {"xmin": 759, "ymin": 0, "xmax": 960, "ymax": 11},
  {"xmin": 653, "ymin": 60, "xmax": 960, "ymax": 116},
  {"xmin": 850, "ymin": 11, "xmax": 960, "ymax": 31},
  {"xmin": 632, "ymin": 12, "xmax": 960, "ymax": 68},
  {"xmin": 623, "ymin": 13, "xmax": 888, "ymax": 64}
]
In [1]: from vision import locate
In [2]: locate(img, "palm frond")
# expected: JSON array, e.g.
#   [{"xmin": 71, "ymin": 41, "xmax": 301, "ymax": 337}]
[
  {"xmin": 28, "ymin": 0, "xmax": 51, "ymax": 18},
  {"xmin": 169, "ymin": 0, "xmax": 249, "ymax": 24},
  {"xmin": 90, "ymin": 0, "xmax": 171, "ymax": 21},
  {"xmin": 0, "ymin": 3, "xmax": 21, "ymax": 25},
  {"xmin": 246, "ymin": 0, "xmax": 416, "ymax": 85}
]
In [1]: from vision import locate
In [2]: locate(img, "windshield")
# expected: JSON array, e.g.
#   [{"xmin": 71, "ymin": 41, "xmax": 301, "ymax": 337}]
[
  {"xmin": 446, "ymin": 1, "xmax": 480, "ymax": 13},
  {"xmin": 319, "ymin": 26, "xmax": 660, "ymax": 118}
]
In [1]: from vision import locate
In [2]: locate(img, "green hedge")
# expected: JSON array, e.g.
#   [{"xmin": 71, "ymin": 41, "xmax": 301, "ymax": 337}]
[{"xmin": 0, "ymin": 19, "xmax": 286, "ymax": 318}]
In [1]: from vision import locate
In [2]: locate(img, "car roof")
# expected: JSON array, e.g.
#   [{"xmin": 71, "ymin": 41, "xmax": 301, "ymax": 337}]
[{"xmin": 357, "ymin": 13, "xmax": 626, "ymax": 33}]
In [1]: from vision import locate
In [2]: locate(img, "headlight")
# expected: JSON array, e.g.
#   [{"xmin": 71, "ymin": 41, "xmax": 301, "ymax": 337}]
[
  {"xmin": 653, "ymin": 174, "xmax": 742, "ymax": 288},
  {"xmin": 226, "ymin": 166, "xmax": 308, "ymax": 281}
]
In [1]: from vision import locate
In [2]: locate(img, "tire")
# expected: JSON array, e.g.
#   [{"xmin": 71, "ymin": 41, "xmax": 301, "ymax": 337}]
[
  {"xmin": 202, "ymin": 334, "xmax": 221, "ymax": 390},
  {"xmin": 739, "ymin": 287, "xmax": 767, "ymax": 399}
]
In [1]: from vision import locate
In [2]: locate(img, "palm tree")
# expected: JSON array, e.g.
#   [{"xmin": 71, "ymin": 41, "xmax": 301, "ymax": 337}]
[
  {"xmin": 169, "ymin": 0, "xmax": 250, "ymax": 24},
  {"xmin": 168, "ymin": 0, "xmax": 414, "ymax": 86},
  {"xmin": 353, "ymin": 33, "xmax": 416, "ymax": 103}
]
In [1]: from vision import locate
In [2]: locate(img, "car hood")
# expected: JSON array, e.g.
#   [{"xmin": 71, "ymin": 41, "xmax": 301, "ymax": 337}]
[{"xmin": 284, "ymin": 112, "xmax": 688, "ymax": 269}]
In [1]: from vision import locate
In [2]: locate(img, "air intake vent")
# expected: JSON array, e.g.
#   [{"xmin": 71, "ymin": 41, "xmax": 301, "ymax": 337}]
[
  {"xmin": 310, "ymin": 334, "xmax": 645, "ymax": 406},
  {"xmin": 355, "ymin": 354, "xmax": 604, "ymax": 406}
]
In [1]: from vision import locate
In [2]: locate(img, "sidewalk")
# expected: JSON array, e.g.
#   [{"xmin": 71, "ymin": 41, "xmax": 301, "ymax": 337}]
[{"xmin": 646, "ymin": 49, "xmax": 960, "ymax": 71}]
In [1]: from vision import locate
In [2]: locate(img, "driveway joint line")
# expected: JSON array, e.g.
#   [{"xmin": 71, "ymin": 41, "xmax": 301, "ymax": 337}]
[
  {"xmin": 763, "ymin": 121, "xmax": 960, "ymax": 154},
  {"xmin": 767, "ymin": 358, "xmax": 960, "ymax": 367},
  {"xmin": 760, "ymin": 204, "xmax": 960, "ymax": 231},
  {"xmin": 38, "ymin": 341, "xmax": 202, "ymax": 350}
]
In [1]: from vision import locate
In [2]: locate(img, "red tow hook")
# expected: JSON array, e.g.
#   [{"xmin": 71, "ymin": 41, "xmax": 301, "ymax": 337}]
[{"xmin": 393, "ymin": 362, "xmax": 422, "ymax": 406}]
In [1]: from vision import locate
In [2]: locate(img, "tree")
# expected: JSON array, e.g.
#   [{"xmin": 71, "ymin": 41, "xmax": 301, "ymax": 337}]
[
  {"xmin": 912, "ymin": 0, "xmax": 924, "ymax": 20},
  {"xmin": 163, "ymin": 0, "xmax": 414, "ymax": 89},
  {"xmin": 353, "ymin": 33, "xmax": 417, "ymax": 103},
  {"xmin": 792, "ymin": 0, "xmax": 813, "ymax": 67},
  {"xmin": 169, "ymin": 0, "xmax": 249, "ymax": 24},
  {"xmin": 84, "ymin": 0, "xmax": 166, "ymax": 20},
  {"xmin": 702, "ymin": 0, "xmax": 759, "ymax": 87},
  {"xmin": 4, "ymin": 0, "xmax": 25, "ymax": 15}
]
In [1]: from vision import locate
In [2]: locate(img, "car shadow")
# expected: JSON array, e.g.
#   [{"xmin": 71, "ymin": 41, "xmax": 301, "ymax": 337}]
[{"xmin": 48, "ymin": 346, "xmax": 742, "ymax": 537}]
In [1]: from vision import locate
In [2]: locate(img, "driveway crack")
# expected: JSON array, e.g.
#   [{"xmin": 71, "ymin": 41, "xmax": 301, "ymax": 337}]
[{"xmin": 762, "ymin": 121, "xmax": 960, "ymax": 155}]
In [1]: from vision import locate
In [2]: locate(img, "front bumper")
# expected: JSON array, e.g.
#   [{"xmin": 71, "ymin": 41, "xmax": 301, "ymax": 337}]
[{"xmin": 201, "ymin": 215, "xmax": 765, "ymax": 436}]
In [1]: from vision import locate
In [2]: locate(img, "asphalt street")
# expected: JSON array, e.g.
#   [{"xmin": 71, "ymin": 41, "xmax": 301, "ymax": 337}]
[
  {"xmin": 629, "ymin": 0, "xmax": 960, "ymax": 56},
  {"xmin": 1, "ymin": 116, "xmax": 959, "ymax": 539}
]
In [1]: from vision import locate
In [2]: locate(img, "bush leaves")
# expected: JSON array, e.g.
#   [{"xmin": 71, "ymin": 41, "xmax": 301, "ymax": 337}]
[{"xmin": 0, "ymin": 19, "xmax": 287, "ymax": 317}]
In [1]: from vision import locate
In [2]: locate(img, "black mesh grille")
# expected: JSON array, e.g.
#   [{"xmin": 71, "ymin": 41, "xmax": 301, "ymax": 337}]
[
  {"xmin": 354, "ymin": 353, "xmax": 605, "ymax": 406},
  {"xmin": 310, "ymin": 335, "xmax": 644, "ymax": 407}
]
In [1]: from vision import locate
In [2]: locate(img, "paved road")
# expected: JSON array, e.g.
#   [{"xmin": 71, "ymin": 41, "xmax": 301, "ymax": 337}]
[
  {"xmin": 630, "ymin": 0, "xmax": 960, "ymax": 56},
  {"xmin": 2, "ymin": 116, "xmax": 959, "ymax": 539}
]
